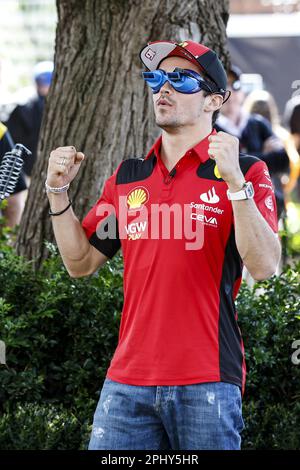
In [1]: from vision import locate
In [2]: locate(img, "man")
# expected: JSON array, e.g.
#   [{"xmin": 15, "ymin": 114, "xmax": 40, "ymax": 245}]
[
  {"xmin": 6, "ymin": 61, "xmax": 53, "ymax": 184},
  {"xmin": 0, "ymin": 121, "xmax": 27, "ymax": 227},
  {"xmin": 45, "ymin": 41, "xmax": 281, "ymax": 450},
  {"xmin": 216, "ymin": 65, "xmax": 289, "ymax": 219}
]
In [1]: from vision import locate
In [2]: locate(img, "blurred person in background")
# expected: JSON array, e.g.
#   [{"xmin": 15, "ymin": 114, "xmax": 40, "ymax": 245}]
[
  {"xmin": 0, "ymin": 121, "xmax": 27, "ymax": 228},
  {"xmin": 6, "ymin": 61, "xmax": 53, "ymax": 186},
  {"xmin": 244, "ymin": 89, "xmax": 300, "ymax": 201},
  {"xmin": 244, "ymin": 90, "xmax": 300, "ymax": 266},
  {"xmin": 215, "ymin": 65, "xmax": 289, "ymax": 220},
  {"xmin": 283, "ymin": 95, "xmax": 300, "ymax": 202}
]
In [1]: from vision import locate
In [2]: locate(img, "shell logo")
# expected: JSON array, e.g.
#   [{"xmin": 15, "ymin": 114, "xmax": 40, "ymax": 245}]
[{"xmin": 126, "ymin": 187, "xmax": 149, "ymax": 210}]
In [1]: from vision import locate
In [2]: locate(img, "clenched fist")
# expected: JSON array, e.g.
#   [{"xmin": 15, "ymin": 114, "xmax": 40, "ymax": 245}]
[
  {"xmin": 46, "ymin": 146, "xmax": 85, "ymax": 188},
  {"xmin": 208, "ymin": 131, "xmax": 245, "ymax": 191}
]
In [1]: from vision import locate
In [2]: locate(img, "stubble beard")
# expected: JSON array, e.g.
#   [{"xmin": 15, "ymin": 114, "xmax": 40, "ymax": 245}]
[
  {"xmin": 155, "ymin": 109, "xmax": 184, "ymax": 131},
  {"xmin": 156, "ymin": 119, "xmax": 181, "ymax": 131}
]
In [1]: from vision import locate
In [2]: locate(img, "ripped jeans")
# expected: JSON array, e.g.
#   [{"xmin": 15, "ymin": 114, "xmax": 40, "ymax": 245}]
[{"xmin": 88, "ymin": 378, "xmax": 245, "ymax": 450}]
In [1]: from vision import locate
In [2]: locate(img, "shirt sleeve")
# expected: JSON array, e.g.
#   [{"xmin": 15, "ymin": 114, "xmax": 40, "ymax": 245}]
[
  {"xmin": 245, "ymin": 159, "xmax": 278, "ymax": 233},
  {"xmin": 81, "ymin": 163, "xmax": 122, "ymax": 259}
]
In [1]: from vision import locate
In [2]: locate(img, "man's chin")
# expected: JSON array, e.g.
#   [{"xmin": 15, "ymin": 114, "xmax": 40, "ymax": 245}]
[{"xmin": 155, "ymin": 119, "xmax": 179, "ymax": 130}]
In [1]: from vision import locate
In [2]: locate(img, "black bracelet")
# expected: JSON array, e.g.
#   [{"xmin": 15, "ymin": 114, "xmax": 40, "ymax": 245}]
[{"xmin": 49, "ymin": 199, "xmax": 73, "ymax": 216}]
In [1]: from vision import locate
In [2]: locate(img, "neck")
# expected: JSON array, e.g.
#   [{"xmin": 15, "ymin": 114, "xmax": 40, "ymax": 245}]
[{"xmin": 160, "ymin": 122, "xmax": 212, "ymax": 171}]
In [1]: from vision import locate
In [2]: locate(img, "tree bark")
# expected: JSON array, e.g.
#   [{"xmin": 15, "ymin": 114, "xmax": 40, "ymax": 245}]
[{"xmin": 16, "ymin": 0, "xmax": 230, "ymax": 268}]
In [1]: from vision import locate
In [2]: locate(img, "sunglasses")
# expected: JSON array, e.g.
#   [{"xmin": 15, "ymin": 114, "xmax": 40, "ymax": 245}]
[
  {"xmin": 230, "ymin": 79, "xmax": 241, "ymax": 91},
  {"xmin": 142, "ymin": 68, "xmax": 216, "ymax": 94}
]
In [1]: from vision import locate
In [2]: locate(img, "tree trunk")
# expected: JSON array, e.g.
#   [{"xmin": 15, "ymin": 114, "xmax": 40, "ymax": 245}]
[{"xmin": 16, "ymin": 0, "xmax": 230, "ymax": 268}]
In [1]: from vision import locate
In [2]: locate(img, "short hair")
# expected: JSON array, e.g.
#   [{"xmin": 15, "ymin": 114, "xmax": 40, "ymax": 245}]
[{"xmin": 201, "ymin": 72, "xmax": 224, "ymax": 126}]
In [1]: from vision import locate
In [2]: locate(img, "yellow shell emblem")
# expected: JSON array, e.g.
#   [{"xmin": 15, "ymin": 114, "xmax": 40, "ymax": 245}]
[
  {"xmin": 127, "ymin": 187, "xmax": 148, "ymax": 210},
  {"xmin": 214, "ymin": 164, "xmax": 222, "ymax": 179}
]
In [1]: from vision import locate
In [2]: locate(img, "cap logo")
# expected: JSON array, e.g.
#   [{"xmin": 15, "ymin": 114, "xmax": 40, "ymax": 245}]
[
  {"xmin": 178, "ymin": 41, "xmax": 188, "ymax": 48},
  {"xmin": 145, "ymin": 48, "xmax": 156, "ymax": 61}
]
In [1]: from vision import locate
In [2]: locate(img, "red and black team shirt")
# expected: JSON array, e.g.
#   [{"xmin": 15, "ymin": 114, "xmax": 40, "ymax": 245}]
[{"xmin": 81, "ymin": 129, "xmax": 278, "ymax": 396}]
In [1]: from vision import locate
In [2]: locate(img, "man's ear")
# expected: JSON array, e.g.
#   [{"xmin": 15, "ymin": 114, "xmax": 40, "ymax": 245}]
[{"xmin": 203, "ymin": 94, "xmax": 223, "ymax": 112}]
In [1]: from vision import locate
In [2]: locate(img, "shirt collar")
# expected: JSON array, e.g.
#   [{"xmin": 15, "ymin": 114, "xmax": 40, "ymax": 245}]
[
  {"xmin": 145, "ymin": 134, "xmax": 162, "ymax": 161},
  {"xmin": 145, "ymin": 128, "xmax": 217, "ymax": 164},
  {"xmin": 192, "ymin": 128, "xmax": 217, "ymax": 163}
]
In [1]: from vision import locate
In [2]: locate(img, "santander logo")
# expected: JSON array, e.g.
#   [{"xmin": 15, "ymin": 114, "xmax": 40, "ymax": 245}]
[{"xmin": 200, "ymin": 187, "xmax": 220, "ymax": 204}]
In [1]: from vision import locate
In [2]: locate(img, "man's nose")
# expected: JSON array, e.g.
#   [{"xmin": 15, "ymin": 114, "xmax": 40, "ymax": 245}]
[{"xmin": 160, "ymin": 80, "xmax": 173, "ymax": 94}]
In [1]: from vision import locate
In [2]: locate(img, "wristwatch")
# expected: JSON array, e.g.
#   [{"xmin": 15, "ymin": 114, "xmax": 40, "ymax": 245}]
[{"xmin": 227, "ymin": 181, "xmax": 255, "ymax": 201}]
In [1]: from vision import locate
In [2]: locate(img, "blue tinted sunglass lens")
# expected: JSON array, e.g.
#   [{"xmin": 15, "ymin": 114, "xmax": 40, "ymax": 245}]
[
  {"xmin": 171, "ymin": 75, "xmax": 200, "ymax": 93},
  {"xmin": 142, "ymin": 69, "xmax": 204, "ymax": 94},
  {"xmin": 174, "ymin": 68, "xmax": 213, "ymax": 93},
  {"xmin": 142, "ymin": 71, "xmax": 166, "ymax": 92},
  {"xmin": 166, "ymin": 71, "xmax": 181, "ymax": 81}
]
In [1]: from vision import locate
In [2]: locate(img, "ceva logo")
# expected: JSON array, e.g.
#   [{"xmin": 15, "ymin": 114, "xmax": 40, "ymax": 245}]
[
  {"xmin": 200, "ymin": 187, "xmax": 220, "ymax": 204},
  {"xmin": 191, "ymin": 213, "xmax": 218, "ymax": 226}
]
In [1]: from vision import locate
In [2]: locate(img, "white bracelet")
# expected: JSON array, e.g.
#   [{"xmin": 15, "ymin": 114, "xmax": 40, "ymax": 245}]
[{"xmin": 45, "ymin": 181, "xmax": 70, "ymax": 193}]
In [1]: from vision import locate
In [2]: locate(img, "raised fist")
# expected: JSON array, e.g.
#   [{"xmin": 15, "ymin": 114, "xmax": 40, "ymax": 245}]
[{"xmin": 46, "ymin": 146, "xmax": 85, "ymax": 188}]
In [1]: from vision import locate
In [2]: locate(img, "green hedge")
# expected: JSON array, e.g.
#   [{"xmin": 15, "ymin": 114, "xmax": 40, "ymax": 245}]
[
  {"xmin": 237, "ymin": 270, "xmax": 300, "ymax": 449},
  {"xmin": 0, "ymin": 225, "xmax": 299, "ymax": 449}
]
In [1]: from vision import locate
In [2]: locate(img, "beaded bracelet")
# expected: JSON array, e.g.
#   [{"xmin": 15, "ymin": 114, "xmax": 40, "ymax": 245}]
[{"xmin": 45, "ymin": 181, "xmax": 70, "ymax": 193}]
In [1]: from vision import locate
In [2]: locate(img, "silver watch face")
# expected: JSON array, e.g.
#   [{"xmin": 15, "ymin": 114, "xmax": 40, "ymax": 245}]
[{"xmin": 245, "ymin": 182, "xmax": 254, "ymax": 198}]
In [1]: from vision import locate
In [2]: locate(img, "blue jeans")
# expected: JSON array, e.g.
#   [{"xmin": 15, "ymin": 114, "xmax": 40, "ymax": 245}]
[{"xmin": 88, "ymin": 378, "xmax": 245, "ymax": 450}]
